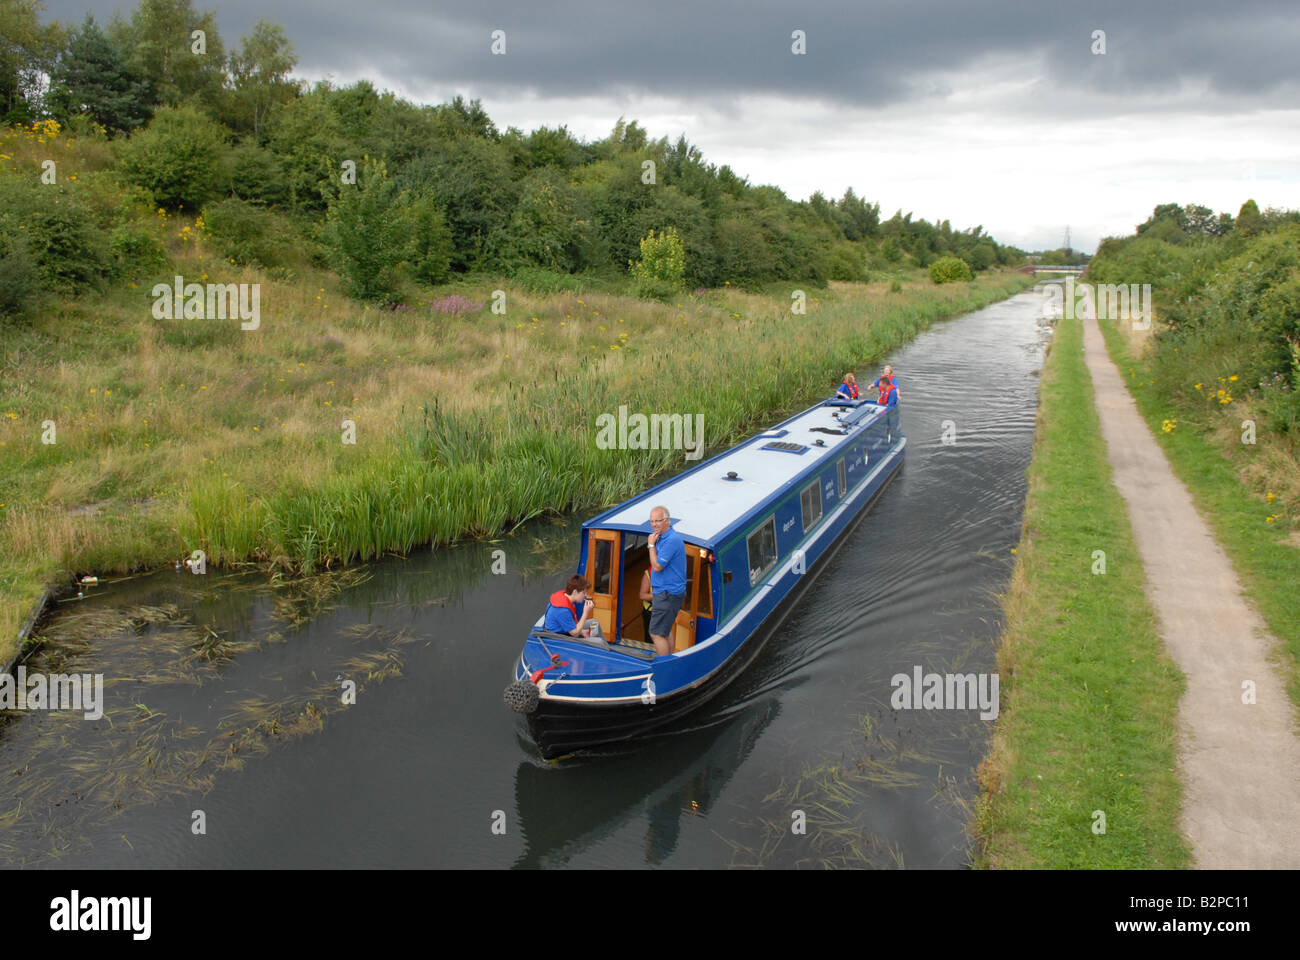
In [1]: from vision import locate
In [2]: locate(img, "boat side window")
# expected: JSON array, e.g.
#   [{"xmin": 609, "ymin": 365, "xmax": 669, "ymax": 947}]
[
  {"xmin": 837, "ymin": 457, "xmax": 846, "ymax": 497},
  {"xmin": 747, "ymin": 517, "xmax": 778, "ymax": 587},
  {"xmin": 800, "ymin": 479, "xmax": 822, "ymax": 531},
  {"xmin": 593, "ymin": 537, "xmax": 612, "ymax": 594}
]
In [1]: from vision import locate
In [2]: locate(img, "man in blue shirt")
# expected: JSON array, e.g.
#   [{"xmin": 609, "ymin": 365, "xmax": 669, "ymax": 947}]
[{"xmin": 647, "ymin": 505, "xmax": 687, "ymax": 657}]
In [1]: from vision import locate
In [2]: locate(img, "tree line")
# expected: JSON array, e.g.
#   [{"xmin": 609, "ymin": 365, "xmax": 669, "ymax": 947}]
[{"xmin": 2, "ymin": 0, "xmax": 1027, "ymax": 307}]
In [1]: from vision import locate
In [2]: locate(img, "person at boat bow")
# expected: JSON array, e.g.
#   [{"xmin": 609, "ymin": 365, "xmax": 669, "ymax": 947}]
[
  {"xmin": 647, "ymin": 505, "xmax": 687, "ymax": 658},
  {"xmin": 835, "ymin": 372, "xmax": 859, "ymax": 400},
  {"xmin": 544, "ymin": 574, "xmax": 598, "ymax": 638}
]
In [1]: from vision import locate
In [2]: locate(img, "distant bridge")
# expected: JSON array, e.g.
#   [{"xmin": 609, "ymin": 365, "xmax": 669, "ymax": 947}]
[{"xmin": 1030, "ymin": 264, "xmax": 1086, "ymax": 275}]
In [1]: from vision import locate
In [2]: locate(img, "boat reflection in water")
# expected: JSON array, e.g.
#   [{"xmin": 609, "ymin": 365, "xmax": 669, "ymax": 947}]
[{"xmin": 511, "ymin": 698, "xmax": 780, "ymax": 868}]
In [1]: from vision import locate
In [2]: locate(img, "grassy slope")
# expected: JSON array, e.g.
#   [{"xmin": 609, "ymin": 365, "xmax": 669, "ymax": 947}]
[
  {"xmin": 974, "ymin": 315, "xmax": 1190, "ymax": 868},
  {"xmin": 0, "ymin": 245, "xmax": 1035, "ymax": 662},
  {"xmin": 1098, "ymin": 318, "xmax": 1300, "ymax": 708}
]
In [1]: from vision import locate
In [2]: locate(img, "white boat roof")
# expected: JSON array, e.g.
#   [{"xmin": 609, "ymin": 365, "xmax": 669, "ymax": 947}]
[{"xmin": 594, "ymin": 400, "xmax": 888, "ymax": 545}]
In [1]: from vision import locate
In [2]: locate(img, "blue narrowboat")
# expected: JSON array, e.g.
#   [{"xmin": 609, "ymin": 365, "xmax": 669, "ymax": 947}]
[{"xmin": 504, "ymin": 393, "xmax": 905, "ymax": 759}]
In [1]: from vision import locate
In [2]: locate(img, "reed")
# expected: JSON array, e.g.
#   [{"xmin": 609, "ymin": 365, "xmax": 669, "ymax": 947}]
[{"xmin": 1, "ymin": 265, "xmax": 1034, "ymax": 663}]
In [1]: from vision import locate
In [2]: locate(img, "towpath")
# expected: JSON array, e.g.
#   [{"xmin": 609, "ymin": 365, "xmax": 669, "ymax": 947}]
[{"xmin": 1081, "ymin": 313, "xmax": 1300, "ymax": 868}]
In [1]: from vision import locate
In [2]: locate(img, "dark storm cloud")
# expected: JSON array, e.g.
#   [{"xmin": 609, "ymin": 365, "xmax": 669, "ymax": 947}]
[{"xmin": 39, "ymin": 0, "xmax": 1300, "ymax": 109}]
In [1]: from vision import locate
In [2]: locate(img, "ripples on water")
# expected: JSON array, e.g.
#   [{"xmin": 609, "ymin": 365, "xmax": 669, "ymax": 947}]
[{"xmin": 0, "ymin": 292, "xmax": 1050, "ymax": 869}]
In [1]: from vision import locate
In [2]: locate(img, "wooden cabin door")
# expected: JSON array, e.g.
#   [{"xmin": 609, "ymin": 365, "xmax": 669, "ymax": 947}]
[
  {"xmin": 673, "ymin": 546, "xmax": 710, "ymax": 651},
  {"xmin": 588, "ymin": 530, "xmax": 620, "ymax": 638}
]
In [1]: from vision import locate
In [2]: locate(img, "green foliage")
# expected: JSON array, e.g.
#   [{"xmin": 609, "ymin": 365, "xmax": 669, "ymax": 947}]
[
  {"xmin": 224, "ymin": 19, "xmax": 298, "ymax": 137},
  {"xmin": 399, "ymin": 135, "xmax": 517, "ymax": 271},
  {"xmin": 226, "ymin": 142, "xmax": 289, "ymax": 206},
  {"xmin": 1236, "ymin": 198, "xmax": 1263, "ymax": 236},
  {"xmin": 201, "ymin": 197, "xmax": 288, "ymax": 267},
  {"xmin": 113, "ymin": 0, "xmax": 227, "ymax": 110},
  {"xmin": 629, "ymin": 226, "xmax": 685, "ymax": 294},
  {"xmin": 929, "ymin": 255, "xmax": 972, "ymax": 284},
  {"xmin": 0, "ymin": 232, "xmax": 40, "ymax": 322},
  {"xmin": 119, "ymin": 105, "xmax": 228, "ymax": 210},
  {"xmin": 1, "ymin": 0, "xmax": 63, "ymax": 123},
  {"xmin": 402, "ymin": 191, "xmax": 454, "ymax": 285},
  {"xmin": 491, "ymin": 167, "xmax": 595, "ymax": 273},
  {"xmin": 108, "ymin": 221, "xmax": 167, "ymax": 280},
  {"xmin": 510, "ymin": 267, "xmax": 587, "ymax": 294},
  {"xmin": 0, "ymin": 175, "xmax": 110, "ymax": 292},
  {"xmin": 322, "ymin": 157, "xmax": 410, "ymax": 302},
  {"xmin": 48, "ymin": 15, "xmax": 152, "ymax": 134}
]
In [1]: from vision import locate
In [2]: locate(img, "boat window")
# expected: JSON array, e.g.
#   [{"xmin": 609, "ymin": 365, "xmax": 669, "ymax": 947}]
[
  {"xmin": 593, "ymin": 538, "xmax": 612, "ymax": 594},
  {"xmin": 800, "ymin": 480, "xmax": 822, "ymax": 531},
  {"xmin": 837, "ymin": 458, "xmax": 846, "ymax": 497},
  {"xmin": 747, "ymin": 518, "xmax": 778, "ymax": 587}
]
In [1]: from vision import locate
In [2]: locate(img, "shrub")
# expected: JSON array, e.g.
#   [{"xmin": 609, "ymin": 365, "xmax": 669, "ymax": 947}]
[
  {"xmin": 403, "ymin": 191, "xmax": 454, "ymax": 285},
  {"xmin": 108, "ymin": 222, "xmax": 168, "ymax": 280},
  {"xmin": 119, "ymin": 105, "xmax": 228, "ymax": 211},
  {"xmin": 632, "ymin": 277, "xmax": 680, "ymax": 302},
  {"xmin": 321, "ymin": 157, "xmax": 411, "ymax": 302},
  {"xmin": 202, "ymin": 197, "xmax": 286, "ymax": 268},
  {"xmin": 512, "ymin": 267, "xmax": 585, "ymax": 294},
  {"xmin": 930, "ymin": 256, "xmax": 973, "ymax": 284},
  {"xmin": 629, "ymin": 226, "xmax": 685, "ymax": 290},
  {"xmin": 227, "ymin": 143, "xmax": 290, "ymax": 207},
  {"xmin": 0, "ymin": 237, "xmax": 40, "ymax": 322}
]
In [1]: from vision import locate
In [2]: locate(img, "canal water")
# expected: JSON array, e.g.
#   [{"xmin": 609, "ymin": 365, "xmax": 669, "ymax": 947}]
[{"xmin": 0, "ymin": 290, "xmax": 1051, "ymax": 868}]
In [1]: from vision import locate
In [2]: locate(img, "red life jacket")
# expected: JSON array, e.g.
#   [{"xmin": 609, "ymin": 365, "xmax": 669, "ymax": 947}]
[
  {"xmin": 839, "ymin": 379, "xmax": 859, "ymax": 399},
  {"xmin": 877, "ymin": 379, "xmax": 896, "ymax": 405},
  {"xmin": 548, "ymin": 590, "xmax": 579, "ymax": 627}
]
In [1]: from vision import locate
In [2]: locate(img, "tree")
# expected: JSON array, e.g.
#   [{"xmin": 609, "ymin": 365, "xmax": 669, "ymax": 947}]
[
  {"xmin": 1236, "ymin": 198, "xmax": 1263, "ymax": 237},
  {"xmin": 323, "ymin": 157, "xmax": 411, "ymax": 302},
  {"xmin": 403, "ymin": 190, "xmax": 454, "ymax": 285},
  {"xmin": 629, "ymin": 226, "xmax": 686, "ymax": 298},
  {"xmin": 1, "ymin": 0, "xmax": 63, "ymax": 122},
  {"xmin": 930, "ymin": 256, "xmax": 972, "ymax": 284},
  {"xmin": 119, "ymin": 104, "xmax": 228, "ymax": 209},
  {"xmin": 48, "ymin": 15, "xmax": 152, "ymax": 134},
  {"xmin": 226, "ymin": 19, "xmax": 297, "ymax": 138},
  {"xmin": 492, "ymin": 167, "xmax": 594, "ymax": 273},
  {"xmin": 114, "ymin": 0, "xmax": 227, "ymax": 110}
]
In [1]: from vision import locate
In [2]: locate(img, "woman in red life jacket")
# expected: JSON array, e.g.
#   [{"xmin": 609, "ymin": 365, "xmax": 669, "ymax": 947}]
[
  {"xmin": 835, "ymin": 372, "xmax": 860, "ymax": 400},
  {"xmin": 871, "ymin": 365, "xmax": 899, "ymax": 406},
  {"xmin": 544, "ymin": 574, "xmax": 595, "ymax": 637}
]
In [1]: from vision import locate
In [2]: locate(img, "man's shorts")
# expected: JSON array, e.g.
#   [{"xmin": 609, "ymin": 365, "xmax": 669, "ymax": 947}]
[{"xmin": 649, "ymin": 591, "xmax": 686, "ymax": 637}]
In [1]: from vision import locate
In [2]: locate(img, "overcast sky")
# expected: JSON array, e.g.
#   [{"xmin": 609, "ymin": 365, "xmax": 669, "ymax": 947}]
[{"xmin": 41, "ymin": 0, "xmax": 1300, "ymax": 252}]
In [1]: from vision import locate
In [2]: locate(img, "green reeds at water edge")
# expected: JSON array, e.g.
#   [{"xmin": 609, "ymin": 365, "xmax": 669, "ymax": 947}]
[{"xmin": 181, "ymin": 277, "xmax": 1033, "ymax": 576}]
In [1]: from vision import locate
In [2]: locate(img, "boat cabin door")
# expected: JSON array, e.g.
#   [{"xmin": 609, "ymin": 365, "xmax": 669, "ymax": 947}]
[
  {"xmin": 587, "ymin": 529, "xmax": 620, "ymax": 638},
  {"xmin": 673, "ymin": 545, "xmax": 713, "ymax": 652}
]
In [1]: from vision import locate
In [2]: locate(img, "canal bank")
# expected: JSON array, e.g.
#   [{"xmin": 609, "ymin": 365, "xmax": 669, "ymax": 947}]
[
  {"xmin": 1, "ymin": 273, "xmax": 1035, "ymax": 668},
  {"xmin": 975, "ymin": 310, "xmax": 1190, "ymax": 869}
]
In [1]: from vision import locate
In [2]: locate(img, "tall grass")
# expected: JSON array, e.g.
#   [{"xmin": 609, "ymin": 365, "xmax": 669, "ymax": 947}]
[{"xmin": 1, "ymin": 261, "xmax": 1034, "ymax": 661}]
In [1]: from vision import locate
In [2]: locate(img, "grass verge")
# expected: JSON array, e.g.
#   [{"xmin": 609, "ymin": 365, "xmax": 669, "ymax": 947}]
[
  {"xmin": 973, "ymin": 315, "xmax": 1190, "ymax": 868},
  {"xmin": 1097, "ymin": 317, "xmax": 1300, "ymax": 709}
]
